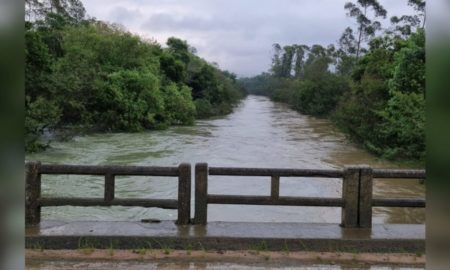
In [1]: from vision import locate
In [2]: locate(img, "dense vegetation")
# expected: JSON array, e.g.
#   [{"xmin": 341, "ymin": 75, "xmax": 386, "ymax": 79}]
[
  {"xmin": 25, "ymin": 0, "xmax": 245, "ymax": 152},
  {"xmin": 239, "ymin": 0, "xmax": 425, "ymax": 161}
]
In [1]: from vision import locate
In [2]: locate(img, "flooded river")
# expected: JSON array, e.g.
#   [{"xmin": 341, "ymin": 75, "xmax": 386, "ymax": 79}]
[{"xmin": 26, "ymin": 95, "xmax": 425, "ymax": 224}]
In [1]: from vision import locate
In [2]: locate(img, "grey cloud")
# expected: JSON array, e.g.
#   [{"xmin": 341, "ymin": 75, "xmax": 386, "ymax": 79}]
[
  {"xmin": 108, "ymin": 7, "xmax": 143, "ymax": 24},
  {"xmin": 141, "ymin": 12, "xmax": 265, "ymax": 34},
  {"xmin": 84, "ymin": 0, "xmax": 416, "ymax": 77},
  {"xmin": 142, "ymin": 13, "xmax": 216, "ymax": 32}
]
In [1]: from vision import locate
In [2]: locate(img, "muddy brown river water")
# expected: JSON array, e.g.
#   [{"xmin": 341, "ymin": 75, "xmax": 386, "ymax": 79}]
[{"xmin": 26, "ymin": 95, "xmax": 425, "ymax": 224}]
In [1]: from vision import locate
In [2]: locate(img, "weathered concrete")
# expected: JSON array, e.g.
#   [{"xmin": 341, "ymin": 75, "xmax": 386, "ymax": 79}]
[
  {"xmin": 26, "ymin": 250, "xmax": 426, "ymax": 270},
  {"xmin": 26, "ymin": 221, "xmax": 425, "ymax": 252}
]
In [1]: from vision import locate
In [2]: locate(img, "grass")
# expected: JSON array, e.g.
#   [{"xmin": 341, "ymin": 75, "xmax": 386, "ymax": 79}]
[
  {"xmin": 31, "ymin": 241, "xmax": 44, "ymax": 252},
  {"xmin": 298, "ymin": 240, "xmax": 308, "ymax": 251},
  {"xmin": 79, "ymin": 246, "xmax": 95, "ymax": 255},
  {"xmin": 197, "ymin": 241, "xmax": 207, "ymax": 253},
  {"xmin": 163, "ymin": 247, "xmax": 172, "ymax": 255},
  {"xmin": 107, "ymin": 240, "xmax": 115, "ymax": 257},
  {"xmin": 132, "ymin": 248, "xmax": 148, "ymax": 256},
  {"xmin": 282, "ymin": 240, "xmax": 290, "ymax": 255},
  {"xmin": 77, "ymin": 237, "xmax": 95, "ymax": 255},
  {"xmin": 185, "ymin": 243, "xmax": 193, "ymax": 255},
  {"xmin": 251, "ymin": 241, "xmax": 268, "ymax": 254},
  {"xmin": 152, "ymin": 239, "xmax": 173, "ymax": 255}
]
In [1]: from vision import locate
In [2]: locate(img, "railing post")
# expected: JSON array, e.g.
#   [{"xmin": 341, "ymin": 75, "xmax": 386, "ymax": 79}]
[
  {"xmin": 194, "ymin": 163, "xmax": 208, "ymax": 225},
  {"xmin": 104, "ymin": 173, "xmax": 115, "ymax": 202},
  {"xmin": 358, "ymin": 165, "xmax": 373, "ymax": 228},
  {"xmin": 271, "ymin": 175, "xmax": 280, "ymax": 199},
  {"xmin": 26, "ymin": 161, "xmax": 41, "ymax": 226},
  {"xmin": 177, "ymin": 163, "xmax": 191, "ymax": 225},
  {"xmin": 341, "ymin": 166, "xmax": 360, "ymax": 228}
]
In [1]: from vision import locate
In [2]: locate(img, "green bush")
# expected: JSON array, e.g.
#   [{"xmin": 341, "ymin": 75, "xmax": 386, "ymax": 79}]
[
  {"xmin": 25, "ymin": 96, "xmax": 61, "ymax": 152},
  {"xmin": 376, "ymin": 91, "xmax": 425, "ymax": 160},
  {"xmin": 194, "ymin": 99, "xmax": 213, "ymax": 119},
  {"xmin": 291, "ymin": 75, "xmax": 350, "ymax": 116},
  {"xmin": 162, "ymin": 83, "xmax": 196, "ymax": 125}
]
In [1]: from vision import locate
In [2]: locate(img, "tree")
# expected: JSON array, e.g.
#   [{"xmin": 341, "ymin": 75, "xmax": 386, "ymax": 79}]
[
  {"xmin": 25, "ymin": 96, "xmax": 61, "ymax": 152},
  {"xmin": 280, "ymin": 46, "xmax": 295, "ymax": 77},
  {"xmin": 389, "ymin": 29, "xmax": 425, "ymax": 96},
  {"xmin": 303, "ymin": 44, "xmax": 333, "ymax": 79},
  {"xmin": 238, "ymin": 73, "xmax": 272, "ymax": 95},
  {"xmin": 166, "ymin": 37, "xmax": 190, "ymax": 65},
  {"xmin": 25, "ymin": 28, "xmax": 54, "ymax": 100},
  {"xmin": 390, "ymin": 0, "xmax": 425, "ymax": 37},
  {"xmin": 344, "ymin": 0, "xmax": 387, "ymax": 58},
  {"xmin": 408, "ymin": 0, "xmax": 426, "ymax": 27},
  {"xmin": 293, "ymin": 45, "xmax": 309, "ymax": 78},
  {"xmin": 189, "ymin": 64, "xmax": 217, "ymax": 99},
  {"xmin": 376, "ymin": 91, "xmax": 425, "ymax": 160},
  {"xmin": 292, "ymin": 74, "xmax": 350, "ymax": 116},
  {"xmin": 160, "ymin": 52, "xmax": 186, "ymax": 83},
  {"xmin": 336, "ymin": 27, "xmax": 358, "ymax": 75},
  {"xmin": 162, "ymin": 83, "xmax": 196, "ymax": 125},
  {"xmin": 26, "ymin": 0, "xmax": 86, "ymax": 23},
  {"xmin": 270, "ymin": 43, "xmax": 283, "ymax": 77}
]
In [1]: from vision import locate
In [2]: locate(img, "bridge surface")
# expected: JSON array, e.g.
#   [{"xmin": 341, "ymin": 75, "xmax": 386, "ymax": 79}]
[{"xmin": 26, "ymin": 220, "xmax": 424, "ymax": 252}]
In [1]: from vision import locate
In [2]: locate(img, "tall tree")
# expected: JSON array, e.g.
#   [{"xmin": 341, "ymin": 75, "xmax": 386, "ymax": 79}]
[
  {"xmin": 390, "ymin": 0, "xmax": 426, "ymax": 37},
  {"xmin": 26, "ymin": 0, "xmax": 86, "ymax": 23},
  {"xmin": 344, "ymin": 0, "xmax": 387, "ymax": 59},
  {"xmin": 336, "ymin": 27, "xmax": 358, "ymax": 75},
  {"xmin": 293, "ymin": 45, "xmax": 309, "ymax": 78},
  {"xmin": 270, "ymin": 43, "xmax": 283, "ymax": 77},
  {"xmin": 280, "ymin": 45, "xmax": 295, "ymax": 77},
  {"xmin": 303, "ymin": 44, "xmax": 333, "ymax": 78},
  {"xmin": 166, "ymin": 37, "xmax": 190, "ymax": 65},
  {"xmin": 408, "ymin": 0, "xmax": 426, "ymax": 26}
]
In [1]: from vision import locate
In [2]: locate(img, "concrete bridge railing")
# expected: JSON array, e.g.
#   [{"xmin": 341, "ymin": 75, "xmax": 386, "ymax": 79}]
[
  {"xmin": 193, "ymin": 164, "xmax": 425, "ymax": 228},
  {"xmin": 25, "ymin": 162, "xmax": 425, "ymax": 228},
  {"xmin": 25, "ymin": 161, "xmax": 191, "ymax": 226}
]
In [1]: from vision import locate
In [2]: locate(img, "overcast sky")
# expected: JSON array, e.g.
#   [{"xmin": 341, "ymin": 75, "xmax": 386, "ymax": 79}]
[{"xmin": 83, "ymin": 0, "xmax": 416, "ymax": 77}]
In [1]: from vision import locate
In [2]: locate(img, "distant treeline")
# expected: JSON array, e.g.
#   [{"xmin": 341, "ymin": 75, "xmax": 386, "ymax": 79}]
[
  {"xmin": 239, "ymin": 0, "xmax": 425, "ymax": 162},
  {"xmin": 25, "ymin": 0, "xmax": 245, "ymax": 152}
]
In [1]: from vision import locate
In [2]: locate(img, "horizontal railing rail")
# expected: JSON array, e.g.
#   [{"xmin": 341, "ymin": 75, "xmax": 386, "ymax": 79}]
[
  {"xmin": 39, "ymin": 164, "xmax": 180, "ymax": 176},
  {"xmin": 37, "ymin": 198, "xmax": 179, "ymax": 208},
  {"xmin": 208, "ymin": 167, "xmax": 344, "ymax": 177},
  {"xmin": 25, "ymin": 161, "xmax": 191, "ymax": 226},
  {"xmin": 207, "ymin": 195, "xmax": 343, "ymax": 207},
  {"xmin": 372, "ymin": 169, "xmax": 426, "ymax": 179},
  {"xmin": 371, "ymin": 198, "xmax": 425, "ymax": 207}
]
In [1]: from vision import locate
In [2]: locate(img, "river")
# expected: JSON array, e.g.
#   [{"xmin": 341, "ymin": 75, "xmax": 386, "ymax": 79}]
[{"xmin": 26, "ymin": 95, "xmax": 425, "ymax": 224}]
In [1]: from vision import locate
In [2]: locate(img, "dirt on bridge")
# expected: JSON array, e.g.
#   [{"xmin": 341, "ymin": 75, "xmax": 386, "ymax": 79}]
[{"xmin": 26, "ymin": 249, "xmax": 425, "ymax": 269}]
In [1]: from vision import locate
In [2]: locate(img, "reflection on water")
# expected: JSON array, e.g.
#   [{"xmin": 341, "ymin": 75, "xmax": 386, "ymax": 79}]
[{"xmin": 26, "ymin": 95, "xmax": 425, "ymax": 224}]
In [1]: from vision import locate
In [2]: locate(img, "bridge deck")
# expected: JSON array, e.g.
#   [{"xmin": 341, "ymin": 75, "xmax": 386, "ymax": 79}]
[{"xmin": 26, "ymin": 221, "xmax": 425, "ymax": 252}]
